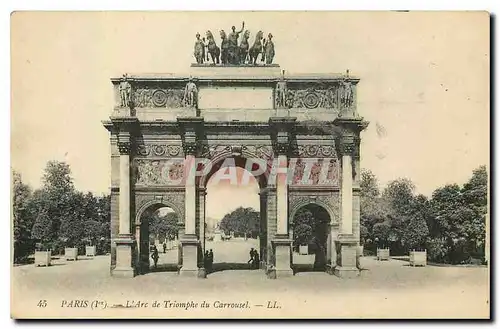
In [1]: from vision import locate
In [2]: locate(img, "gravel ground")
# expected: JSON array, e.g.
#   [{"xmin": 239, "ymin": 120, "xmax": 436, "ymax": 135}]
[{"xmin": 12, "ymin": 239, "xmax": 489, "ymax": 319}]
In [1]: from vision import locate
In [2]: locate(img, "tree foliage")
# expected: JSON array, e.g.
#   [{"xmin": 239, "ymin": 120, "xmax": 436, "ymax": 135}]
[
  {"xmin": 13, "ymin": 161, "xmax": 112, "ymax": 259},
  {"xmin": 291, "ymin": 205, "xmax": 330, "ymax": 248},
  {"xmin": 148, "ymin": 210, "xmax": 180, "ymax": 241},
  {"xmin": 291, "ymin": 208, "xmax": 314, "ymax": 246},
  {"xmin": 219, "ymin": 207, "xmax": 260, "ymax": 238},
  {"xmin": 13, "ymin": 171, "xmax": 35, "ymax": 261},
  {"xmin": 360, "ymin": 166, "xmax": 487, "ymax": 262}
]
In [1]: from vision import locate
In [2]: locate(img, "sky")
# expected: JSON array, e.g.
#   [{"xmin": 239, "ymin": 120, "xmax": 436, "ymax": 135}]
[{"xmin": 11, "ymin": 11, "xmax": 489, "ymax": 219}]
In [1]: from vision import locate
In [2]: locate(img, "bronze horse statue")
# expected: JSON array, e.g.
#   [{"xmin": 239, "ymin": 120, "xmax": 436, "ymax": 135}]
[
  {"xmin": 239, "ymin": 30, "xmax": 250, "ymax": 64},
  {"xmin": 248, "ymin": 31, "xmax": 264, "ymax": 65},
  {"xmin": 205, "ymin": 31, "xmax": 220, "ymax": 65}
]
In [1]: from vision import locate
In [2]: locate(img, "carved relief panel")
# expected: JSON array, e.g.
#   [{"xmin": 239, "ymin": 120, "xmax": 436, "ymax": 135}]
[
  {"xmin": 286, "ymin": 87, "xmax": 339, "ymax": 109},
  {"xmin": 279, "ymin": 79, "xmax": 357, "ymax": 112},
  {"xmin": 290, "ymin": 144, "xmax": 339, "ymax": 186},
  {"xmin": 133, "ymin": 88, "xmax": 185, "ymax": 108},
  {"xmin": 132, "ymin": 159, "xmax": 184, "ymax": 186},
  {"xmin": 290, "ymin": 158, "xmax": 340, "ymax": 186}
]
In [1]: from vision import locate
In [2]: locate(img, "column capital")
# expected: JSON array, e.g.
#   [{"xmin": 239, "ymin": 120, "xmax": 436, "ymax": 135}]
[
  {"xmin": 183, "ymin": 141, "xmax": 199, "ymax": 156},
  {"xmin": 334, "ymin": 117, "xmax": 367, "ymax": 157},
  {"xmin": 269, "ymin": 117, "xmax": 297, "ymax": 156},
  {"xmin": 178, "ymin": 117, "xmax": 204, "ymax": 157},
  {"xmin": 339, "ymin": 136, "xmax": 356, "ymax": 156},
  {"xmin": 117, "ymin": 132, "xmax": 131, "ymax": 155}
]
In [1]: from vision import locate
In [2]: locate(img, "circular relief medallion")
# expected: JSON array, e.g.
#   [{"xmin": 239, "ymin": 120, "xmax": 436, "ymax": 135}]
[
  {"xmin": 137, "ymin": 145, "xmax": 150, "ymax": 156},
  {"xmin": 305, "ymin": 145, "xmax": 319, "ymax": 157},
  {"xmin": 303, "ymin": 92, "xmax": 321, "ymax": 109},
  {"xmin": 319, "ymin": 145, "xmax": 333, "ymax": 157},
  {"xmin": 153, "ymin": 145, "xmax": 166, "ymax": 156},
  {"xmin": 167, "ymin": 145, "xmax": 181, "ymax": 156},
  {"xmin": 152, "ymin": 90, "xmax": 168, "ymax": 107}
]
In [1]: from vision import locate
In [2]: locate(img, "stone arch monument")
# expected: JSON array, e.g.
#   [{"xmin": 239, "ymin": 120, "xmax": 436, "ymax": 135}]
[{"xmin": 103, "ymin": 62, "xmax": 368, "ymax": 279}]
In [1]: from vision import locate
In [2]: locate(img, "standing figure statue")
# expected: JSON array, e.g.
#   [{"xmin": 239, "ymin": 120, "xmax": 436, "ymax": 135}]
[
  {"xmin": 239, "ymin": 30, "xmax": 250, "ymax": 64},
  {"xmin": 183, "ymin": 78, "xmax": 198, "ymax": 108},
  {"xmin": 227, "ymin": 21, "xmax": 245, "ymax": 64},
  {"xmin": 202, "ymin": 37, "xmax": 207, "ymax": 62},
  {"xmin": 340, "ymin": 79, "xmax": 353, "ymax": 109},
  {"xmin": 193, "ymin": 33, "xmax": 205, "ymax": 64},
  {"xmin": 248, "ymin": 31, "xmax": 264, "ymax": 65},
  {"xmin": 275, "ymin": 75, "xmax": 287, "ymax": 108},
  {"xmin": 220, "ymin": 30, "xmax": 229, "ymax": 65},
  {"xmin": 263, "ymin": 33, "xmax": 275, "ymax": 65},
  {"xmin": 205, "ymin": 31, "xmax": 220, "ymax": 65},
  {"xmin": 119, "ymin": 74, "xmax": 131, "ymax": 107}
]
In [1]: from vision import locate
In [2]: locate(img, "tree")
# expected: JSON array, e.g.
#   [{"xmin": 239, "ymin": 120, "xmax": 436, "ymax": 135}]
[
  {"xmin": 360, "ymin": 169, "xmax": 380, "ymax": 198},
  {"xmin": 12, "ymin": 171, "xmax": 35, "ymax": 262},
  {"xmin": 31, "ymin": 209, "xmax": 55, "ymax": 249},
  {"xmin": 360, "ymin": 170, "xmax": 392, "ymax": 243},
  {"xmin": 400, "ymin": 214, "xmax": 429, "ymax": 250},
  {"xmin": 291, "ymin": 208, "xmax": 314, "ymax": 247},
  {"xmin": 149, "ymin": 210, "xmax": 180, "ymax": 241},
  {"xmin": 31, "ymin": 161, "xmax": 75, "ymax": 250},
  {"xmin": 59, "ymin": 191, "xmax": 86, "ymax": 248},
  {"xmin": 462, "ymin": 165, "xmax": 488, "ymax": 208},
  {"xmin": 372, "ymin": 222, "xmax": 391, "ymax": 247},
  {"xmin": 219, "ymin": 207, "xmax": 260, "ymax": 238},
  {"xmin": 429, "ymin": 184, "xmax": 463, "ymax": 238},
  {"xmin": 461, "ymin": 166, "xmax": 488, "ymax": 249},
  {"xmin": 427, "ymin": 167, "xmax": 488, "ymax": 263},
  {"xmin": 382, "ymin": 178, "xmax": 415, "ymax": 215}
]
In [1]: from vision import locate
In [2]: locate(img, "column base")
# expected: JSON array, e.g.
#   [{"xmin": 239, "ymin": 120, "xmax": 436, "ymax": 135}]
[
  {"xmin": 275, "ymin": 268, "xmax": 294, "ymax": 278},
  {"xmin": 197, "ymin": 267, "xmax": 207, "ymax": 278},
  {"xmin": 271, "ymin": 235, "xmax": 293, "ymax": 278},
  {"xmin": 333, "ymin": 266, "xmax": 360, "ymax": 278},
  {"xmin": 331, "ymin": 241, "xmax": 360, "ymax": 278},
  {"xmin": 112, "ymin": 267, "xmax": 135, "ymax": 278},
  {"xmin": 326, "ymin": 264, "xmax": 336, "ymax": 275},
  {"xmin": 179, "ymin": 234, "xmax": 200, "ymax": 277},
  {"xmin": 112, "ymin": 235, "xmax": 136, "ymax": 278},
  {"xmin": 179, "ymin": 268, "xmax": 200, "ymax": 277}
]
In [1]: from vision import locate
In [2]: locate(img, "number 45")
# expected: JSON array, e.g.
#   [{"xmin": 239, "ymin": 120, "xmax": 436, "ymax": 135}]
[{"xmin": 37, "ymin": 300, "xmax": 47, "ymax": 308}]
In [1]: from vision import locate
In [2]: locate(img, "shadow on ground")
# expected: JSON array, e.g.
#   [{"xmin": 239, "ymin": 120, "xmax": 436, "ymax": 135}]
[
  {"xmin": 293, "ymin": 263, "xmax": 328, "ymax": 274},
  {"xmin": 209, "ymin": 262, "xmax": 260, "ymax": 274},
  {"xmin": 148, "ymin": 263, "xmax": 180, "ymax": 273}
]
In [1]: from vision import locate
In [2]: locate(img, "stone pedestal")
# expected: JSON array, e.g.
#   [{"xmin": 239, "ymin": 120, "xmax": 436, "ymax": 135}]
[
  {"xmin": 333, "ymin": 243, "xmax": 359, "ymax": 278},
  {"xmin": 86, "ymin": 246, "xmax": 96, "ymax": 257},
  {"xmin": 409, "ymin": 250, "xmax": 427, "ymax": 267},
  {"xmin": 179, "ymin": 234, "xmax": 200, "ymax": 277},
  {"xmin": 377, "ymin": 248, "xmax": 390, "ymax": 261},
  {"xmin": 112, "ymin": 235, "xmax": 135, "ymax": 278},
  {"xmin": 34, "ymin": 251, "xmax": 51, "ymax": 267},
  {"xmin": 65, "ymin": 248, "xmax": 78, "ymax": 261},
  {"xmin": 272, "ymin": 235, "xmax": 293, "ymax": 278}
]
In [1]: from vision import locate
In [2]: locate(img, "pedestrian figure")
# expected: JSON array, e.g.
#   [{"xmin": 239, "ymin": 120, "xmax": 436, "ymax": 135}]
[
  {"xmin": 248, "ymin": 248, "xmax": 255, "ymax": 264},
  {"xmin": 163, "ymin": 242, "xmax": 167, "ymax": 254},
  {"xmin": 204, "ymin": 250, "xmax": 210, "ymax": 272},
  {"xmin": 252, "ymin": 251, "xmax": 260, "ymax": 269},
  {"xmin": 208, "ymin": 249, "xmax": 214, "ymax": 272},
  {"xmin": 151, "ymin": 246, "xmax": 159, "ymax": 268}
]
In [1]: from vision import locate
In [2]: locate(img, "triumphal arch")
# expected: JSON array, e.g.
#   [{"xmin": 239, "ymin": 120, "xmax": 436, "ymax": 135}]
[{"xmin": 103, "ymin": 54, "xmax": 368, "ymax": 279}]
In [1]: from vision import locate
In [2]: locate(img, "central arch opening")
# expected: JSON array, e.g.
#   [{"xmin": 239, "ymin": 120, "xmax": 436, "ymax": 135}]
[{"xmin": 202, "ymin": 155, "xmax": 267, "ymax": 275}]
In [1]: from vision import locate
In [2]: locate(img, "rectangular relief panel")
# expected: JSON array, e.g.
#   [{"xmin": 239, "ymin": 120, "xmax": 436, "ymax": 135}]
[{"xmin": 198, "ymin": 87, "xmax": 273, "ymax": 110}]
